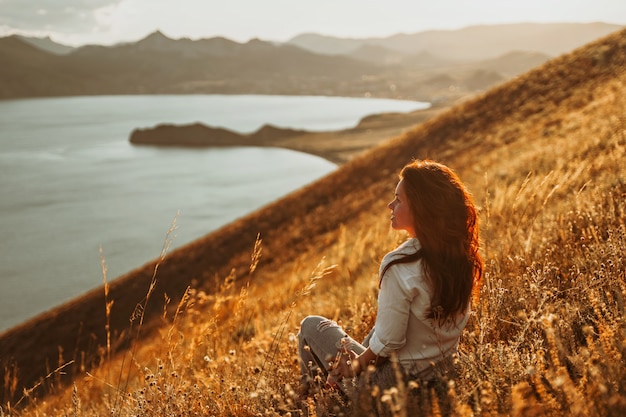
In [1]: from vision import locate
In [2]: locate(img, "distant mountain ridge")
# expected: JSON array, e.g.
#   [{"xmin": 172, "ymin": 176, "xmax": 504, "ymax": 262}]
[
  {"xmin": 287, "ymin": 22, "xmax": 623, "ymax": 60},
  {"xmin": 1, "ymin": 22, "xmax": 623, "ymax": 101},
  {"xmin": 0, "ymin": 33, "xmax": 380, "ymax": 99},
  {"xmin": 15, "ymin": 34, "xmax": 75, "ymax": 55}
]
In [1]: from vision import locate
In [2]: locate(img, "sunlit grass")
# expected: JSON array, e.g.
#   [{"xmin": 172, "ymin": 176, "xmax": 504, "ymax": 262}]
[{"xmin": 12, "ymin": 114, "xmax": 626, "ymax": 416}]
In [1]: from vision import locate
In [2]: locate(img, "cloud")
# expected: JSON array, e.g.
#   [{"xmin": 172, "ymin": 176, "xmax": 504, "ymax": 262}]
[{"xmin": 0, "ymin": 0, "xmax": 123, "ymax": 33}]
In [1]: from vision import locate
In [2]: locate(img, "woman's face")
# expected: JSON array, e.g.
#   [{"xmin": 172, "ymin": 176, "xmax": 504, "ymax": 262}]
[{"xmin": 388, "ymin": 179, "xmax": 416, "ymax": 237}]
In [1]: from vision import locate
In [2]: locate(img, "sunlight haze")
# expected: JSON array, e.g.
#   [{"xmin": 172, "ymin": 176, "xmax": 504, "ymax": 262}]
[{"xmin": 0, "ymin": 0, "xmax": 625, "ymax": 46}]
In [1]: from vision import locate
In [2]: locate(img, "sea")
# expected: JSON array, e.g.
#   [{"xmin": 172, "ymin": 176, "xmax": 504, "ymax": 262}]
[{"xmin": 0, "ymin": 94, "xmax": 429, "ymax": 333}]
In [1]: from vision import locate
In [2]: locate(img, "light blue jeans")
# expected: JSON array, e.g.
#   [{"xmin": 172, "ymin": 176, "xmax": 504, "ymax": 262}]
[
  {"xmin": 298, "ymin": 316, "xmax": 458, "ymax": 415},
  {"xmin": 297, "ymin": 315, "xmax": 371, "ymax": 391}
]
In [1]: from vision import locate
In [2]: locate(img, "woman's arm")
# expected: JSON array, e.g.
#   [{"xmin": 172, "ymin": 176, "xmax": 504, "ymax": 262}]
[
  {"xmin": 353, "ymin": 347, "xmax": 378, "ymax": 374},
  {"xmin": 368, "ymin": 264, "xmax": 418, "ymax": 356}
]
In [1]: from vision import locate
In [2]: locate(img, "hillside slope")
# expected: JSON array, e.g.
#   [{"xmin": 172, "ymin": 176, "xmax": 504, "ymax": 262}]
[{"xmin": 1, "ymin": 27, "xmax": 625, "ymax": 413}]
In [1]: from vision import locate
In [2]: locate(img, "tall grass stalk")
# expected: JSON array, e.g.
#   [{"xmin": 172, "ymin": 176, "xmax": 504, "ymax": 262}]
[{"xmin": 108, "ymin": 212, "xmax": 179, "ymax": 415}]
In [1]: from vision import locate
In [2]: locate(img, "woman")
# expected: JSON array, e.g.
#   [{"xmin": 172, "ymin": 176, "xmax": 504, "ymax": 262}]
[{"xmin": 297, "ymin": 159, "xmax": 483, "ymax": 412}]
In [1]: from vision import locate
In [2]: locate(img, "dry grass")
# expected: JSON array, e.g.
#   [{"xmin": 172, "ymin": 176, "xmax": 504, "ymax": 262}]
[{"xmin": 2, "ymin": 29, "xmax": 626, "ymax": 417}]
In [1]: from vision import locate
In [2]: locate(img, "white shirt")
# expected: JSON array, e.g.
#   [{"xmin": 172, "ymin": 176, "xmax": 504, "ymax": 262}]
[{"xmin": 368, "ymin": 238, "xmax": 469, "ymax": 375}]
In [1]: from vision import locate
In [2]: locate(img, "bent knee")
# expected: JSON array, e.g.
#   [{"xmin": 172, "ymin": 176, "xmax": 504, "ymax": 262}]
[
  {"xmin": 299, "ymin": 315, "xmax": 326, "ymax": 334},
  {"xmin": 299, "ymin": 315, "xmax": 339, "ymax": 337}
]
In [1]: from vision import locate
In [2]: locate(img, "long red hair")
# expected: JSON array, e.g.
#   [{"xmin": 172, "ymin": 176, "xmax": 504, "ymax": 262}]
[{"xmin": 382, "ymin": 160, "xmax": 483, "ymax": 323}]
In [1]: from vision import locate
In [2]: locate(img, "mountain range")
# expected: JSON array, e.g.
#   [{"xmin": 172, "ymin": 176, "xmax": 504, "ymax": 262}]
[
  {"xmin": 287, "ymin": 22, "xmax": 621, "ymax": 60},
  {"xmin": 0, "ymin": 22, "xmax": 622, "ymax": 101}
]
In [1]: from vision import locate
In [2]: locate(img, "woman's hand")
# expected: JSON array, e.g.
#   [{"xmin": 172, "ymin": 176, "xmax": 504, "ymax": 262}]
[{"xmin": 326, "ymin": 349, "xmax": 359, "ymax": 388}]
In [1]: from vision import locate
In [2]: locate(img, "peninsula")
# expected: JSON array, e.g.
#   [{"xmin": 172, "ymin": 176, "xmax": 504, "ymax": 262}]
[{"xmin": 130, "ymin": 103, "xmax": 448, "ymax": 164}]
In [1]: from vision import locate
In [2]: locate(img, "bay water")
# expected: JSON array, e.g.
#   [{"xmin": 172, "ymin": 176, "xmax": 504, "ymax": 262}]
[{"xmin": 0, "ymin": 94, "xmax": 428, "ymax": 332}]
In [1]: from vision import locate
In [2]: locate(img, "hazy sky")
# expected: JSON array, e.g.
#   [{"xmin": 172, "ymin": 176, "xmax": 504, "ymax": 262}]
[{"xmin": 1, "ymin": 0, "xmax": 625, "ymax": 47}]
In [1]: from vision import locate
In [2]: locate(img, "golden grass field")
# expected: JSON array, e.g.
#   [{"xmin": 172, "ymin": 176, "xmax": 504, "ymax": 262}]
[{"xmin": 2, "ymin": 27, "xmax": 626, "ymax": 416}]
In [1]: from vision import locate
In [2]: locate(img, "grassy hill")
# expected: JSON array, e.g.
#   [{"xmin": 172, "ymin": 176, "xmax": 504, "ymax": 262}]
[{"xmin": 2, "ymin": 27, "xmax": 626, "ymax": 416}]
